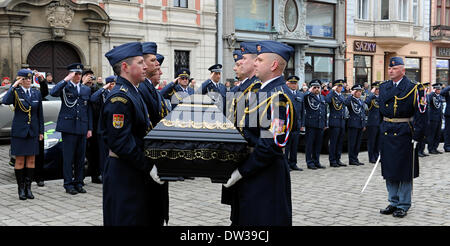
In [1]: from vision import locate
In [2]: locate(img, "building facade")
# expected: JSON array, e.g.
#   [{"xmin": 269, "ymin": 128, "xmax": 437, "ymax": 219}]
[
  {"xmin": 431, "ymin": 0, "xmax": 450, "ymax": 85},
  {"xmin": 220, "ymin": 0, "xmax": 346, "ymax": 86},
  {"xmin": 346, "ymin": 0, "xmax": 431, "ymax": 86},
  {"xmin": 0, "ymin": 0, "xmax": 217, "ymax": 83}
]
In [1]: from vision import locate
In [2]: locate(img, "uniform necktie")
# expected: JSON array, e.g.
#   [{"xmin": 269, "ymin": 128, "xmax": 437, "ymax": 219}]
[{"xmin": 26, "ymin": 89, "xmax": 31, "ymax": 98}]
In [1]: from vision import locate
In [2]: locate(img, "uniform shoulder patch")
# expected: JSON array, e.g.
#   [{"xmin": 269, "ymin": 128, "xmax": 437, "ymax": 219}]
[
  {"xmin": 112, "ymin": 114, "xmax": 124, "ymax": 129},
  {"xmin": 110, "ymin": 96, "xmax": 128, "ymax": 104}
]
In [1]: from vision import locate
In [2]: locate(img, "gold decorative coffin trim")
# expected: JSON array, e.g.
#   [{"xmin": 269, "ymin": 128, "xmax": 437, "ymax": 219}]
[
  {"xmin": 160, "ymin": 119, "xmax": 235, "ymax": 130},
  {"xmin": 145, "ymin": 149, "xmax": 247, "ymax": 162}
]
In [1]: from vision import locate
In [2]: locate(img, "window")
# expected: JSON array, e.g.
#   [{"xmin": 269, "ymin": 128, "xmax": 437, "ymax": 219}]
[
  {"xmin": 353, "ymin": 55, "xmax": 372, "ymax": 86},
  {"xmin": 284, "ymin": 45, "xmax": 295, "ymax": 78},
  {"xmin": 405, "ymin": 58, "xmax": 421, "ymax": 83},
  {"xmin": 235, "ymin": 0, "xmax": 273, "ymax": 32},
  {"xmin": 306, "ymin": 2, "xmax": 335, "ymax": 38},
  {"xmin": 446, "ymin": 0, "xmax": 450, "ymax": 25},
  {"xmin": 358, "ymin": 0, "xmax": 368, "ymax": 20},
  {"xmin": 436, "ymin": 59, "xmax": 449, "ymax": 85},
  {"xmin": 174, "ymin": 50, "xmax": 190, "ymax": 77},
  {"xmin": 413, "ymin": 0, "xmax": 419, "ymax": 25},
  {"xmin": 398, "ymin": 0, "xmax": 408, "ymax": 21},
  {"xmin": 304, "ymin": 55, "xmax": 334, "ymax": 84},
  {"xmin": 437, "ymin": 0, "xmax": 442, "ymax": 25},
  {"xmin": 381, "ymin": 0, "xmax": 389, "ymax": 20},
  {"xmin": 174, "ymin": 0, "xmax": 188, "ymax": 8}
]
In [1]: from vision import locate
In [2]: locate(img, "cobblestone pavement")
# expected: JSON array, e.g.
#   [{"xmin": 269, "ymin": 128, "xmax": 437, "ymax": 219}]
[{"xmin": 1, "ymin": 143, "xmax": 450, "ymax": 226}]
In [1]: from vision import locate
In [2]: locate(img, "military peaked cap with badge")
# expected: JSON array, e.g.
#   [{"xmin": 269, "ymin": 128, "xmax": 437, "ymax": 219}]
[
  {"xmin": 352, "ymin": 84, "xmax": 363, "ymax": 90},
  {"xmin": 17, "ymin": 69, "xmax": 33, "ymax": 78},
  {"xmin": 156, "ymin": 54, "xmax": 165, "ymax": 66},
  {"xmin": 82, "ymin": 69, "xmax": 94, "ymax": 77},
  {"xmin": 142, "ymin": 42, "xmax": 157, "ymax": 55},
  {"xmin": 371, "ymin": 81, "xmax": 380, "ymax": 88},
  {"xmin": 105, "ymin": 42, "xmax": 143, "ymax": 66},
  {"xmin": 67, "ymin": 63, "xmax": 84, "ymax": 73},
  {"xmin": 432, "ymin": 82, "xmax": 443, "ymax": 90},
  {"xmin": 333, "ymin": 79, "xmax": 345, "ymax": 87},
  {"xmin": 208, "ymin": 64, "xmax": 223, "ymax": 73},
  {"xmin": 256, "ymin": 40, "xmax": 294, "ymax": 62},
  {"xmin": 389, "ymin": 57, "xmax": 405, "ymax": 67},
  {"xmin": 105, "ymin": 76, "xmax": 116, "ymax": 84},
  {"xmin": 240, "ymin": 41, "xmax": 259, "ymax": 55},
  {"xmin": 233, "ymin": 50, "xmax": 243, "ymax": 62},
  {"xmin": 310, "ymin": 79, "xmax": 322, "ymax": 87},
  {"xmin": 287, "ymin": 75, "xmax": 299, "ymax": 83},
  {"xmin": 177, "ymin": 68, "xmax": 190, "ymax": 78}
]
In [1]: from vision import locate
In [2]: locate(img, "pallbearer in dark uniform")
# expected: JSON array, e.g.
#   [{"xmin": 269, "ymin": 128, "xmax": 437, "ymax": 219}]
[
  {"xmin": 50, "ymin": 63, "xmax": 93, "ymax": 195},
  {"xmin": 284, "ymin": 75, "xmax": 304, "ymax": 171},
  {"xmin": 345, "ymin": 84, "xmax": 366, "ymax": 166},
  {"xmin": 161, "ymin": 68, "xmax": 194, "ymax": 110},
  {"xmin": 224, "ymin": 40, "xmax": 295, "ymax": 226},
  {"xmin": 199, "ymin": 64, "xmax": 227, "ymax": 111},
  {"xmin": 364, "ymin": 81, "xmax": 382, "ymax": 163},
  {"xmin": 304, "ymin": 79, "xmax": 327, "ymax": 170},
  {"xmin": 2, "ymin": 69, "xmax": 44, "ymax": 200},
  {"xmin": 90, "ymin": 75, "xmax": 116, "ymax": 178},
  {"xmin": 440, "ymin": 83, "xmax": 450, "ymax": 152},
  {"xmin": 417, "ymin": 82, "xmax": 431, "ymax": 157},
  {"xmin": 379, "ymin": 57, "xmax": 428, "ymax": 218},
  {"xmin": 426, "ymin": 83, "xmax": 444, "ymax": 154},
  {"xmin": 231, "ymin": 49, "xmax": 244, "ymax": 93},
  {"xmin": 325, "ymin": 79, "xmax": 347, "ymax": 167},
  {"xmin": 100, "ymin": 42, "xmax": 164, "ymax": 226}
]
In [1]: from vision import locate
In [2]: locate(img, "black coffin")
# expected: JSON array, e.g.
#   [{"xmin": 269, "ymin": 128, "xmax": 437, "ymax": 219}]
[{"xmin": 144, "ymin": 95, "xmax": 249, "ymax": 183}]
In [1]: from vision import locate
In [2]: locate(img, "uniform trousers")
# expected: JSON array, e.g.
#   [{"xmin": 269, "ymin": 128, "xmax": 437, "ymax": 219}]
[
  {"xmin": 305, "ymin": 127, "xmax": 323, "ymax": 167},
  {"xmin": 386, "ymin": 179, "xmax": 412, "ymax": 211},
  {"xmin": 367, "ymin": 126, "xmax": 380, "ymax": 162},
  {"xmin": 61, "ymin": 132, "xmax": 86, "ymax": 190},
  {"xmin": 328, "ymin": 126, "xmax": 345, "ymax": 164},
  {"xmin": 347, "ymin": 127, "xmax": 363, "ymax": 163},
  {"xmin": 427, "ymin": 120, "xmax": 442, "ymax": 152}
]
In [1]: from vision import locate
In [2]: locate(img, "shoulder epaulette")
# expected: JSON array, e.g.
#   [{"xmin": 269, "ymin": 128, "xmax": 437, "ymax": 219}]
[{"xmin": 120, "ymin": 86, "xmax": 128, "ymax": 93}]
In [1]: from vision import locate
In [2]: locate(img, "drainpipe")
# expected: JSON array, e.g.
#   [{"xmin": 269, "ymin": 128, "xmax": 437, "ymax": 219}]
[
  {"xmin": 430, "ymin": 0, "xmax": 433, "ymax": 83},
  {"xmin": 217, "ymin": 0, "xmax": 223, "ymax": 83}
]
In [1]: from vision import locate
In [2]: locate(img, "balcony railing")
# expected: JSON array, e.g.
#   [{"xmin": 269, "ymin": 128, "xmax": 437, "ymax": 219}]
[{"xmin": 431, "ymin": 25, "xmax": 450, "ymax": 41}]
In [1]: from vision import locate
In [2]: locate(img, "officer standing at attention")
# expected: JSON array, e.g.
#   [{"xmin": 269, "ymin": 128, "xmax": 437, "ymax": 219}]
[
  {"xmin": 345, "ymin": 84, "xmax": 366, "ymax": 166},
  {"xmin": 100, "ymin": 42, "xmax": 164, "ymax": 226},
  {"xmin": 379, "ymin": 57, "xmax": 427, "ymax": 218},
  {"xmin": 199, "ymin": 64, "xmax": 227, "ymax": 111},
  {"xmin": 50, "ymin": 63, "xmax": 93, "ymax": 195},
  {"xmin": 417, "ymin": 82, "xmax": 431, "ymax": 157},
  {"xmin": 426, "ymin": 83, "xmax": 444, "ymax": 154},
  {"xmin": 364, "ymin": 81, "xmax": 382, "ymax": 163},
  {"xmin": 440, "ymin": 83, "xmax": 450, "ymax": 152},
  {"xmin": 2, "ymin": 69, "xmax": 44, "ymax": 200},
  {"xmin": 304, "ymin": 79, "xmax": 327, "ymax": 170},
  {"xmin": 161, "ymin": 68, "xmax": 194, "ymax": 110},
  {"xmin": 223, "ymin": 40, "xmax": 295, "ymax": 226},
  {"xmin": 231, "ymin": 49, "xmax": 244, "ymax": 93},
  {"xmin": 284, "ymin": 75, "xmax": 304, "ymax": 171},
  {"xmin": 325, "ymin": 79, "xmax": 347, "ymax": 167}
]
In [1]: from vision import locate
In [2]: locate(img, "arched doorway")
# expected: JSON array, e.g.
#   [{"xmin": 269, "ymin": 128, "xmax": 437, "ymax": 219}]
[{"xmin": 27, "ymin": 41, "xmax": 81, "ymax": 82}]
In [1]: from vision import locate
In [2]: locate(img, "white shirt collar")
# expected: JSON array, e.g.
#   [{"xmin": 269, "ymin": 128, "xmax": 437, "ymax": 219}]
[
  {"xmin": 393, "ymin": 77, "xmax": 403, "ymax": 86},
  {"xmin": 21, "ymin": 86, "xmax": 29, "ymax": 94},
  {"xmin": 260, "ymin": 76, "xmax": 281, "ymax": 90}
]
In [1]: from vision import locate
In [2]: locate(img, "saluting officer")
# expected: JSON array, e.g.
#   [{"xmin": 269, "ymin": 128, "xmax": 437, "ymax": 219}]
[
  {"xmin": 325, "ymin": 79, "xmax": 347, "ymax": 167},
  {"xmin": 426, "ymin": 83, "xmax": 444, "ymax": 154},
  {"xmin": 345, "ymin": 84, "xmax": 366, "ymax": 166},
  {"xmin": 379, "ymin": 57, "xmax": 428, "ymax": 218},
  {"xmin": 2, "ymin": 69, "xmax": 44, "ymax": 200},
  {"xmin": 364, "ymin": 82, "xmax": 382, "ymax": 163},
  {"xmin": 199, "ymin": 64, "xmax": 227, "ymax": 111},
  {"xmin": 284, "ymin": 75, "xmax": 304, "ymax": 171},
  {"xmin": 223, "ymin": 40, "xmax": 295, "ymax": 226},
  {"xmin": 100, "ymin": 42, "xmax": 163, "ymax": 226},
  {"xmin": 440, "ymin": 83, "xmax": 450, "ymax": 152},
  {"xmin": 304, "ymin": 79, "xmax": 327, "ymax": 170},
  {"xmin": 161, "ymin": 68, "xmax": 194, "ymax": 110},
  {"xmin": 50, "ymin": 63, "xmax": 93, "ymax": 195}
]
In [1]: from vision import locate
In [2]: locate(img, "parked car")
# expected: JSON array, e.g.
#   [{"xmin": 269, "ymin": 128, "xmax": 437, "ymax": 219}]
[{"xmin": 0, "ymin": 84, "xmax": 61, "ymax": 139}]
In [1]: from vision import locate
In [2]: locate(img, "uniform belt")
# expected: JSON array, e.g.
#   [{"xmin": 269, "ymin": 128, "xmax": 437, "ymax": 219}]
[
  {"xmin": 383, "ymin": 117, "xmax": 413, "ymax": 123},
  {"xmin": 249, "ymin": 147, "xmax": 285, "ymax": 154},
  {"xmin": 109, "ymin": 150, "xmax": 119, "ymax": 158}
]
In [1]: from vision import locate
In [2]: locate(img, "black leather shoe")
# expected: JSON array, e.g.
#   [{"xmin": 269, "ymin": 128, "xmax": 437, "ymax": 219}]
[
  {"xmin": 92, "ymin": 176, "xmax": 103, "ymax": 184},
  {"xmin": 369, "ymin": 159, "xmax": 376, "ymax": 164},
  {"xmin": 315, "ymin": 164, "xmax": 326, "ymax": 169},
  {"xmin": 349, "ymin": 162, "xmax": 359, "ymax": 166},
  {"xmin": 290, "ymin": 165, "xmax": 303, "ymax": 171},
  {"xmin": 429, "ymin": 150, "xmax": 440, "ymax": 155},
  {"xmin": 358, "ymin": 161, "xmax": 365, "ymax": 166},
  {"xmin": 338, "ymin": 161, "xmax": 347, "ymax": 167},
  {"xmin": 307, "ymin": 165, "xmax": 317, "ymax": 170},
  {"xmin": 436, "ymin": 150, "xmax": 443, "ymax": 154},
  {"xmin": 66, "ymin": 188, "xmax": 78, "ymax": 195},
  {"xmin": 330, "ymin": 163, "xmax": 340, "ymax": 168},
  {"xmin": 418, "ymin": 152, "xmax": 426, "ymax": 157},
  {"xmin": 36, "ymin": 180, "xmax": 45, "ymax": 187},
  {"xmin": 75, "ymin": 187, "xmax": 87, "ymax": 193},
  {"xmin": 392, "ymin": 208, "xmax": 407, "ymax": 218},
  {"xmin": 445, "ymin": 149, "xmax": 450, "ymax": 152},
  {"xmin": 380, "ymin": 205, "xmax": 397, "ymax": 215}
]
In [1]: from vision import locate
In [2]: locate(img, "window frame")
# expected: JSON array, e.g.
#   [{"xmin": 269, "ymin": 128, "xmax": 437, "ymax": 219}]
[
  {"xmin": 174, "ymin": 0, "xmax": 188, "ymax": 8},
  {"xmin": 305, "ymin": 1, "xmax": 336, "ymax": 39},
  {"xmin": 381, "ymin": 0, "xmax": 390, "ymax": 20},
  {"xmin": 358, "ymin": 0, "xmax": 369, "ymax": 20}
]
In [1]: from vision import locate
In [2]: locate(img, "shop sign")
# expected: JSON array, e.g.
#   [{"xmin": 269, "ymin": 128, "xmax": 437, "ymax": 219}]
[
  {"xmin": 354, "ymin": 41, "xmax": 376, "ymax": 53},
  {"xmin": 437, "ymin": 47, "xmax": 450, "ymax": 57}
]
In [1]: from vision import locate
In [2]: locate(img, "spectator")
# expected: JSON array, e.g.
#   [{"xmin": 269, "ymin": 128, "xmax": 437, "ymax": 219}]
[
  {"xmin": 189, "ymin": 78, "xmax": 197, "ymax": 90},
  {"xmin": 301, "ymin": 84, "xmax": 308, "ymax": 93},
  {"xmin": 45, "ymin": 73, "xmax": 54, "ymax": 85},
  {"xmin": 321, "ymin": 83, "xmax": 330, "ymax": 97},
  {"xmin": 2, "ymin": 77, "xmax": 11, "ymax": 86},
  {"xmin": 158, "ymin": 79, "xmax": 168, "ymax": 90}
]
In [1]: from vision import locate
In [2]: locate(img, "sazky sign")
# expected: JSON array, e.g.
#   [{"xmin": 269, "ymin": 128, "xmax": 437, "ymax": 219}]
[{"xmin": 354, "ymin": 41, "xmax": 376, "ymax": 53}]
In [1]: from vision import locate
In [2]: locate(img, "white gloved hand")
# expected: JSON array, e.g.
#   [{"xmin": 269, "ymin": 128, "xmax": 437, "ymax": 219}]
[
  {"xmin": 150, "ymin": 165, "xmax": 165, "ymax": 185},
  {"xmin": 223, "ymin": 169, "xmax": 243, "ymax": 188}
]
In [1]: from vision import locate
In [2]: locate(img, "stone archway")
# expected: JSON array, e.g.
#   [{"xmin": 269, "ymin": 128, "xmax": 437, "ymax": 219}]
[{"xmin": 27, "ymin": 41, "xmax": 82, "ymax": 82}]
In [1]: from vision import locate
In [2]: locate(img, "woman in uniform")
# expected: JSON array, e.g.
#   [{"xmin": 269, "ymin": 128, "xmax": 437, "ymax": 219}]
[{"xmin": 2, "ymin": 69, "xmax": 44, "ymax": 200}]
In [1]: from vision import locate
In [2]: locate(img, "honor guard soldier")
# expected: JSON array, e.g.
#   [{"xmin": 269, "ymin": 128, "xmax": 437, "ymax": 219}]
[
  {"xmin": 364, "ymin": 81, "xmax": 382, "ymax": 163},
  {"xmin": 100, "ymin": 42, "xmax": 164, "ymax": 226},
  {"xmin": 199, "ymin": 64, "xmax": 227, "ymax": 111},
  {"xmin": 304, "ymin": 79, "xmax": 327, "ymax": 170},
  {"xmin": 345, "ymin": 84, "xmax": 366, "ymax": 166},
  {"xmin": 231, "ymin": 49, "xmax": 244, "ymax": 93},
  {"xmin": 2, "ymin": 69, "xmax": 44, "ymax": 200},
  {"xmin": 223, "ymin": 40, "xmax": 295, "ymax": 226},
  {"xmin": 440, "ymin": 82, "xmax": 450, "ymax": 152},
  {"xmin": 139, "ymin": 42, "xmax": 170, "ymax": 226},
  {"xmin": 417, "ymin": 81, "xmax": 431, "ymax": 157},
  {"xmin": 284, "ymin": 75, "xmax": 304, "ymax": 171},
  {"xmin": 379, "ymin": 57, "xmax": 428, "ymax": 218},
  {"xmin": 325, "ymin": 79, "xmax": 347, "ymax": 167},
  {"xmin": 426, "ymin": 83, "xmax": 444, "ymax": 154},
  {"xmin": 161, "ymin": 68, "xmax": 195, "ymax": 110},
  {"xmin": 50, "ymin": 63, "xmax": 93, "ymax": 195}
]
